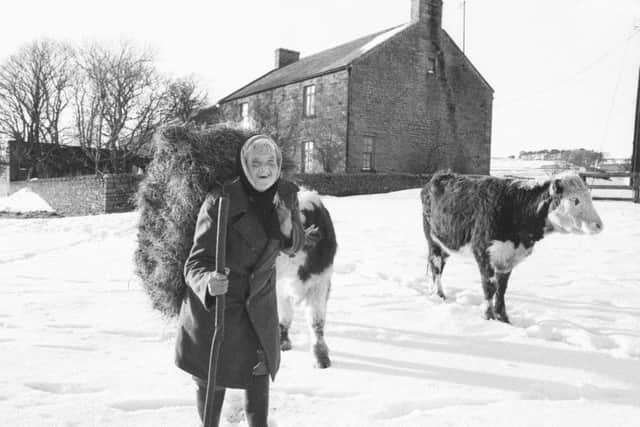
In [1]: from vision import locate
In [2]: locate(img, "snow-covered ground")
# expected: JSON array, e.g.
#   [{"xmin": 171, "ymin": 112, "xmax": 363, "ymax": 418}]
[
  {"xmin": 0, "ymin": 188, "xmax": 54, "ymax": 214},
  {"xmin": 1, "ymin": 160, "xmax": 640, "ymax": 426}
]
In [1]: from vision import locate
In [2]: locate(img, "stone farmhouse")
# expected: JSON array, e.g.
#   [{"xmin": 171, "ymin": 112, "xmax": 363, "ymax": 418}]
[{"xmin": 217, "ymin": 0, "xmax": 493, "ymax": 174}]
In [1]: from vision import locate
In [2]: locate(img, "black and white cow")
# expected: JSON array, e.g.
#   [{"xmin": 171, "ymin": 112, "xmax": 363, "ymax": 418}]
[
  {"xmin": 276, "ymin": 190, "xmax": 337, "ymax": 368},
  {"xmin": 421, "ymin": 170, "xmax": 603, "ymax": 323}
]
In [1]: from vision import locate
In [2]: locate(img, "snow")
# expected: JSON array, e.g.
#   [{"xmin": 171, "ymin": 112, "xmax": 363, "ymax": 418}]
[
  {"xmin": 358, "ymin": 24, "xmax": 411, "ymax": 56},
  {"xmin": 2, "ymin": 160, "xmax": 640, "ymax": 426},
  {"xmin": 0, "ymin": 188, "xmax": 54, "ymax": 213}
]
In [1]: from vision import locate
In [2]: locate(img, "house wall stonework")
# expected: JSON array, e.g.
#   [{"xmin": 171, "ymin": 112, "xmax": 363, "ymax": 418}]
[
  {"xmin": 440, "ymin": 34, "xmax": 493, "ymax": 174},
  {"xmin": 220, "ymin": 71, "xmax": 349, "ymax": 173},
  {"xmin": 348, "ymin": 24, "xmax": 492, "ymax": 174}
]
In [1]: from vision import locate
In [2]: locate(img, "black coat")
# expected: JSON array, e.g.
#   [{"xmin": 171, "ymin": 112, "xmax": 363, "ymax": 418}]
[{"xmin": 175, "ymin": 178, "xmax": 304, "ymax": 388}]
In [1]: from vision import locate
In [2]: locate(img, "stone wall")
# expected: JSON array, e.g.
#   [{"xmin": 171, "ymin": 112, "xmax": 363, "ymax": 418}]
[
  {"xmin": 105, "ymin": 174, "xmax": 143, "ymax": 213},
  {"xmin": 0, "ymin": 161, "xmax": 9, "ymax": 197},
  {"xmin": 8, "ymin": 174, "xmax": 142, "ymax": 216}
]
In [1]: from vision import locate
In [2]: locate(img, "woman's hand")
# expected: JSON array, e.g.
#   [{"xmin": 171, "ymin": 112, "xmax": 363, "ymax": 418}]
[
  {"xmin": 304, "ymin": 225, "xmax": 321, "ymax": 247},
  {"xmin": 275, "ymin": 197, "xmax": 293, "ymax": 238},
  {"xmin": 207, "ymin": 269, "xmax": 229, "ymax": 296}
]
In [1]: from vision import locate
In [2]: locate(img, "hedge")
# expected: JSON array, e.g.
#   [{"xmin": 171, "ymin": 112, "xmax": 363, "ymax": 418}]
[{"xmin": 289, "ymin": 172, "xmax": 432, "ymax": 196}]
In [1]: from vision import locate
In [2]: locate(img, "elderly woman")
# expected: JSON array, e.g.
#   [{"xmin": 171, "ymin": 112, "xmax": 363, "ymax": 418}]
[{"xmin": 175, "ymin": 134, "xmax": 304, "ymax": 426}]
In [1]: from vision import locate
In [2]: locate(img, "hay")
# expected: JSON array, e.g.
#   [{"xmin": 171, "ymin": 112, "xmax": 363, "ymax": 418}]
[{"xmin": 134, "ymin": 123, "xmax": 261, "ymax": 318}]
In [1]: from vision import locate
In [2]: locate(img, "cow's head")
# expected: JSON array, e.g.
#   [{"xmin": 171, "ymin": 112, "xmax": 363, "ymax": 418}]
[{"xmin": 546, "ymin": 173, "xmax": 603, "ymax": 234}]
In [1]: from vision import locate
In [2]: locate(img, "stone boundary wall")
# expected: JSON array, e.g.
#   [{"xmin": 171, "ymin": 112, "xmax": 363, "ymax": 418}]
[
  {"xmin": 105, "ymin": 174, "xmax": 143, "ymax": 213},
  {"xmin": 7, "ymin": 171, "xmax": 428, "ymax": 215},
  {"xmin": 0, "ymin": 161, "xmax": 9, "ymax": 197},
  {"xmin": 8, "ymin": 174, "xmax": 142, "ymax": 216}
]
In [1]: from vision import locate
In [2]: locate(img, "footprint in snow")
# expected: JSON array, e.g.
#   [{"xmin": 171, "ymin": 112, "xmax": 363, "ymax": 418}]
[
  {"xmin": 274, "ymin": 386, "xmax": 358, "ymax": 399},
  {"xmin": 455, "ymin": 292, "xmax": 483, "ymax": 306},
  {"xmin": 333, "ymin": 263, "xmax": 357, "ymax": 274},
  {"xmin": 109, "ymin": 398, "xmax": 193, "ymax": 411},
  {"xmin": 99, "ymin": 329, "xmax": 158, "ymax": 338},
  {"xmin": 25, "ymin": 382, "xmax": 104, "ymax": 394},
  {"xmin": 373, "ymin": 398, "xmax": 494, "ymax": 420},
  {"xmin": 35, "ymin": 344, "xmax": 97, "ymax": 352},
  {"xmin": 0, "ymin": 322, "xmax": 19, "ymax": 329},
  {"xmin": 46, "ymin": 323, "xmax": 92, "ymax": 330}
]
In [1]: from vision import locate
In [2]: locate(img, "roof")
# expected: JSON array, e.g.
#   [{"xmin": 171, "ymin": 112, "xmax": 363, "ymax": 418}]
[
  {"xmin": 218, "ymin": 22, "xmax": 493, "ymax": 103},
  {"xmin": 219, "ymin": 24, "xmax": 409, "ymax": 102}
]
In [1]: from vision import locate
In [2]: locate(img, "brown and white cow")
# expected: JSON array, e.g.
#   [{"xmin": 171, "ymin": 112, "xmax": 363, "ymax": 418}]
[
  {"xmin": 276, "ymin": 190, "xmax": 337, "ymax": 368},
  {"xmin": 421, "ymin": 171, "xmax": 603, "ymax": 323}
]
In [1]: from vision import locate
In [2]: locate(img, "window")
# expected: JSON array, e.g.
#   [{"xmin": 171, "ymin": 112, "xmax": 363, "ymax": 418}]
[
  {"xmin": 427, "ymin": 57, "xmax": 436, "ymax": 75},
  {"xmin": 362, "ymin": 136, "xmax": 375, "ymax": 171},
  {"xmin": 303, "ymin": 85, "xmax": 316, "ymax": 117},
  {"xmin": 240, "ymin": 102, "xmax": 249, "ymax": 124},
  {"xmin": 302, "ymin": 141, "xmax": 314, "ymax": 172}
]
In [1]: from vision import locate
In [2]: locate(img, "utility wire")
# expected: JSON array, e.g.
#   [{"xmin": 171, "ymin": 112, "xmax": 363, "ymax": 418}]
[
  {"xmin": 601, "ymin": 33, "xmax": 632, "ymax": 150},
  {"xmin": 494, "ymin": 27, "xmax": 640, "ymax": 109}
]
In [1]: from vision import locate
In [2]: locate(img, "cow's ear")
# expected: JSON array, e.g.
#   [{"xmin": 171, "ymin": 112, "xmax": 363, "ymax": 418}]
[{"xmin": 550, "ymin": 179, "xmax": 563, "ymax": 196}]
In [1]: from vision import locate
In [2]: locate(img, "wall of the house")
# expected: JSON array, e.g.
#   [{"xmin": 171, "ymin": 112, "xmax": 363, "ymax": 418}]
[
  {"xmin": 440, "ymin": 34, "xmax": 493, "ymax": 174},
  {"xmin": 219, "ymin": 71, "xmax": 350, "ymax": 173},
  {"xmin": 348, "ymin": 24, "xmax": 493, "ymax": 174}
]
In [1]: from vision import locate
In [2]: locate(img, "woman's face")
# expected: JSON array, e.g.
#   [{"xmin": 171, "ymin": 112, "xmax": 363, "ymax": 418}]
[{"xmin": 246, "ymin": 146, "xmax": 279, "ymax": 191}]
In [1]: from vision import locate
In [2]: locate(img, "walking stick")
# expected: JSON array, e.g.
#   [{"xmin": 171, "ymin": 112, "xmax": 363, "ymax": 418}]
[{"xmin": 203, "ymin": 194, "xmax": 230, "ymax": 427}]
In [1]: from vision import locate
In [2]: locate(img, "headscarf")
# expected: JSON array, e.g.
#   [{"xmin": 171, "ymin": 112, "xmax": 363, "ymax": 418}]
[{"xmin": 236, "ymin": 135, "xmax": 282, "ymax": 231}]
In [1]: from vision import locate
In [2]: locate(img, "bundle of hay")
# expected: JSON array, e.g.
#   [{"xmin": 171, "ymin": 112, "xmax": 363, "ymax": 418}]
[{"xmin": 134, "ymin": 124, "xmax": 261, "ymax": 317}]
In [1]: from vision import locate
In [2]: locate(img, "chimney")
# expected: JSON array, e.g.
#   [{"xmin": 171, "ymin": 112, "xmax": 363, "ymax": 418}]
[
  {"xmin": 275, "ymin": 48, "xmax": 300, "ymax": 69},
  {"xmin": 411, "ymin": 0, "xmax": 443, "ymax": 32}
]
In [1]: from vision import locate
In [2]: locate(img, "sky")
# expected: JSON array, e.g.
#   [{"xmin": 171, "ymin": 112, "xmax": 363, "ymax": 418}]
[{"xmin": 1, "ymin": 0, "xmax": 639, "ymax": 157}]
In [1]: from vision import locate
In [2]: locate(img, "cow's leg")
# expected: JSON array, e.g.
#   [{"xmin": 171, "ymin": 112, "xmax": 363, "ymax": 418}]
[
  {"xmin": 493, "ymin": 271, "xmax": 511, "ymax": 323},
  {"xmin": 474, "ymin": 249, "xmax": 497, "ymax": 320},
  {"xmin": 481, "ymin": 275, "xmax": 497, "ymax": 320},
  {"xmin": 427, "ymin": 239, "xmax": 448, "ymax": 299},
  {"xmin": 423, "ymin": 215, "xmax": 444, "ymax": 299},
  {"xmin": 278, "ymin": 286, "xmax": 294, "ymax": 351},
  {"xmin": 303, "ymin": 273, "xmax": 331, "ymax": 369}
]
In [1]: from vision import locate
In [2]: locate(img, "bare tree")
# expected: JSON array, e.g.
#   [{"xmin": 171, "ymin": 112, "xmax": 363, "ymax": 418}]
[
  {"xmin": 74, "ymin": 40, "xmax": 167, "ymax": 173},
  {"xmin": 72, "ymin": 46, "xmax": 108, "ymax": 174},
  {"xmin": 0, "ymin": 39, "xmax": 74, "ymax": 178},
  {"xmin": 164, "ymin": 76, "xmax": 208, "ymax": 123}
]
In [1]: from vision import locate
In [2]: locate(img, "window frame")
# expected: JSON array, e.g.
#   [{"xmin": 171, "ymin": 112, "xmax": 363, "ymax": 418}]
[
  {"xmin": 302, "ymin": 141, "xmax": 315, "ymax": 173},
  {"xmin": 303, "ymin": 85, "xmax": 316, "ymax": 117},
  {"xmin": 240, "ymin": 102, "xmax": 249, "ymax": 124},
  {"xmin": 427, "ymin": 57, "xmax": 436, "ymax": 75},
  {"xmin": 362, "ymin": 136, "xmax": 375, "ymax": 172}
]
